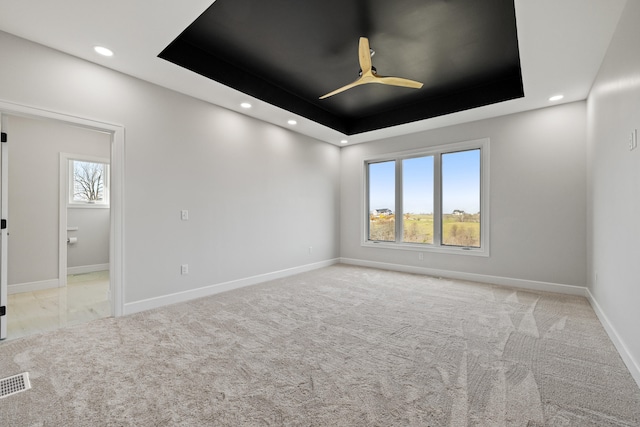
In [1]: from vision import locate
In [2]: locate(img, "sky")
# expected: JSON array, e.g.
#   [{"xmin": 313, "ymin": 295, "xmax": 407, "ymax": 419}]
[{"xmin": 369, "ymin": 149, "xmax": 480, "ymax": 214}]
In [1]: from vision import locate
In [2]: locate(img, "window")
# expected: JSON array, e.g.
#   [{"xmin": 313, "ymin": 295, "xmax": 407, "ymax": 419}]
[
  {"xmin": 368, "ymin": 161, "xmax": 395, "ymax": 242},
  {"xmin": 69, "ymin": 157, "xmax": 110, "ymax": 207},
  {"xmin": 365, "ymin": 139, "xmax": 488, "ymax": 255},
  {"xmin": 402, "ymin": 155, "xmax": 434, "ymax": 244},
  {"xmin": 441, "ymin": 149, "xmax": 480, "ymax": 247}
]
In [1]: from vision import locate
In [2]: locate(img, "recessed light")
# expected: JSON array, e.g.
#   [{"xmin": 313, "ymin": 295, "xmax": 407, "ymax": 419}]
[
  {"xmin": 287, "ymin": 119, "xmax": 297, "ymax": 125},
  {"xmin": 549, "ymin": 94, "xmax": 564, "ymax": 102},
  {"xmin": 94, "ymin": 46, "xmax": 114, "ymax": 57},
  {"xmin": 340, "ymin": 139, "xmax": 348, "ymax": 144},
  {"xmin": 240, "ymin": 102, "xmax": 252, "ymax": 109}
]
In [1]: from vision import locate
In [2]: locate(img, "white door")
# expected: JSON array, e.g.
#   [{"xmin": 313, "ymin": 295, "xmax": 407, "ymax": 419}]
[{"xmin": 0, "ymin": 113, "xmax": 8, "ymax": 340}]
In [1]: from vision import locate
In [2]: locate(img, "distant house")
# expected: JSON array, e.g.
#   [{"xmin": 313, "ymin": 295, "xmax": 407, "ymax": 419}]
[
  {"xmin": 372, "ymin": 208, "xmax": 393, "ymax": 216},
  {"xmin": 452, "ymin": 209, "xmax": 465, "ymax": 215}
]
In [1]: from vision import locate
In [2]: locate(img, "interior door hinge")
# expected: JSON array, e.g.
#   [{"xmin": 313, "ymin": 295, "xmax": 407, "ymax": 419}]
[
  {"xmin": 1, "ymin": 132, "xmax": 6, "ymax": 143},
  {"xmin": 0, "ymin": 306, "xmax": 6, "ymax": 317},
  {"xmin": 1, "ymin": 219, "xmax": 6, "ymax": 229}
]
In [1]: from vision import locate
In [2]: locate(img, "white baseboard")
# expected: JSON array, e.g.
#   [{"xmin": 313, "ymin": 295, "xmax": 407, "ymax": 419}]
[
  {"xmin": 67, "ymin": 263, "xmax": 109, "ymax": 275},
  {"xmin": 586, "ymin": 289, "xmax": 640, "ymax": 389},
  {"xmin": 124, "ymin": 258, "xmax": 340, "ymax": 315},
  {"xmin": 339, "ymin": 258, "xmax": 587, "ymax": 296},
  {"xmin": 8, "ymin": 278, "xmax": 60, "ymax": 295}
]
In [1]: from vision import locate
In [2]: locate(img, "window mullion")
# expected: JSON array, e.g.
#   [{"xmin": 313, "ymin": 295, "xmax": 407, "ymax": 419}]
[
  {"xmin": 365, "ymin": 162, "xmax": 371, "ymax": 242},
  {"xmin": 433, "ymin": 153, "xmax": 442, "ymax": 247},
  {"xmin": 395, "ymin": 158, "xmax": 403, "ymax": 243}
]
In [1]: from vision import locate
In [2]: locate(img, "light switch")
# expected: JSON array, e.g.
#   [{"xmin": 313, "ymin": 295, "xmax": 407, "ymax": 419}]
[{"xmin": 181, "ymin": 210, "xmax": 189, "ymax": 220}]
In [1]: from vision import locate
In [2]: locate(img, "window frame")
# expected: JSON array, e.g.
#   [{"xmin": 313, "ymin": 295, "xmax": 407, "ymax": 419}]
[
  {"xmin": 67, "ymin": 155, "xmax": 110, "ymax": 209},
  {"xmin": 363, "ymin": 138, "xmax": 490, "ymax": 257}
]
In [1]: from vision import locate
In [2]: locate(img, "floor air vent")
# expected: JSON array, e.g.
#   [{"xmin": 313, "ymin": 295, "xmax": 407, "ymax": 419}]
[{"xmin": 0, "ymin": 372, "xmax": 31, "ymax": 399}]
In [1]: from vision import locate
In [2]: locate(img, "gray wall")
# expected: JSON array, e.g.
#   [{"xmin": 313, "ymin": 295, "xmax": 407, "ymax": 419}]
[
  {"xmin": 587, "ymin": 0, "xmax": 640, "ymax": 379},
  {"xmin": 0, "ymin": 31, "xmax": 341, "ymax": 303},
  {"xmin": 67, "ymin": 207, "xmax": 110, "ymax": 269},
  {"xmin": 7, "ymin": 115, "xmax": 110, "ymax": 285},
  {"xmin": 340, "ymin": 102, "xmax": 587, "ymax": 287}
]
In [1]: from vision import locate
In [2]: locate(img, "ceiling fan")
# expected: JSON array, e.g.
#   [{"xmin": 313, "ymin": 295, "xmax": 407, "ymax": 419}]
[{"xmin": 319, "ymin": 37, "xmax": 424, "ymax": 99}]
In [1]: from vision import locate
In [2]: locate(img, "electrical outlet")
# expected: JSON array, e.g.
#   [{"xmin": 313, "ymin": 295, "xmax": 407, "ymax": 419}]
[
  {"xmin": 181, "ymin": 210, "xmax": 189, "ymax": 220},
  {"xmin": 181, "ymin": 264, "xmax": 189, "ymax": 275},
  {"xmin": 418, "ymin": 252, "xmax": 424, "ymax": 261}
]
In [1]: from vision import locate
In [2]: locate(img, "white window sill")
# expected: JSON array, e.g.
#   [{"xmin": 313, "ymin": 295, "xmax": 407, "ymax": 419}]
[
  {"xmin": 68, "ymin": 203, "xmax": 110, "ymax": 209},
  {"xmin": 362, "ymin": 241, "xmax": 489, "ymax": 257}
]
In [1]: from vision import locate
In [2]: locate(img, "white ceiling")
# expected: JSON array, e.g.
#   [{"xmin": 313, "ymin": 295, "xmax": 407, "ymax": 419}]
[{"xmin": 0, "ymin": 0, "xmax": 627, "ymax": 146}]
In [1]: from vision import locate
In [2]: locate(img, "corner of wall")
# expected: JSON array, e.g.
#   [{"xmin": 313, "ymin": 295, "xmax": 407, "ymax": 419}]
[{"xmin": 586, "ymin": 288, "xmax": 640, "ymax": 388}]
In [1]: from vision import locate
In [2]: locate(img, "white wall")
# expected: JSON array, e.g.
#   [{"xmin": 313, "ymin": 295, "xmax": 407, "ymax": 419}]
[
  {"xmin": 341, "ymin": 102, "xmax": 587, "ymax": 288},
  {"xmin": 0, "ymin": 31, "xmax": 340, "ymax": 304},
  {"xmin": 7, "ymin": 115, "xmax": 110, "ymax": 285},
  {"xmin": 587, "ymin": 0, "xmax": 640, "ymax": 383}
]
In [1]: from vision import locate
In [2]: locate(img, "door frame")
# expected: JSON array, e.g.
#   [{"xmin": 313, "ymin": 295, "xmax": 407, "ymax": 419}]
[
  {"xmin": 0, "ymin": 100, "xmax": 125, "ymax": 318},
  {"xmin": 0, "ymin": 113, "xmax": 8, "ymax": 339}
]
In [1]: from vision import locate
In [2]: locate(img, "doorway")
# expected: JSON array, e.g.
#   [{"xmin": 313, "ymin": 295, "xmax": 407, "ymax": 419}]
[{"xmin": 0, "ymin": 102, "xmax": 124, "ymax": 341}]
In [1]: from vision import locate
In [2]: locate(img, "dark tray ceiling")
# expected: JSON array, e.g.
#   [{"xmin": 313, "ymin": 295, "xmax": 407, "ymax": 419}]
[{"xmin": 160, "ymin": 0, "xmax": 523, "ymax": 135}]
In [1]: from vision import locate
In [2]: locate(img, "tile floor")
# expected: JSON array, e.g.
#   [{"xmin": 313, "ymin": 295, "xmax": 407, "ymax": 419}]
[{"xmin": 3, "ymin": 270, "xmax": 110, "ymax": 341}]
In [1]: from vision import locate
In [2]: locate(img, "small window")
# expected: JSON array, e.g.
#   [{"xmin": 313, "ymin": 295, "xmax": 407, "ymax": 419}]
[
  {"xmin": 368, "ymin": 161, "xmax": 396, "ymax": 242},
  {"xmin": 442, "ymin": 149, "xmax": 481, "ymax": 247},
  {"xmin": 69, "ymin": 158, "xmax": 109, "ymax": 207},
  {"xmin": 402, "ymin": 155, "xmax": 434, "ymax": 244}
]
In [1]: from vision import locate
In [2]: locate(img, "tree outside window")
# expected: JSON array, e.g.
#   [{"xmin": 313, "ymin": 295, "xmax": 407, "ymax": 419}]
[{"xmin": 69, "ymin": 159, "xmax": 109, "ymax": 206}]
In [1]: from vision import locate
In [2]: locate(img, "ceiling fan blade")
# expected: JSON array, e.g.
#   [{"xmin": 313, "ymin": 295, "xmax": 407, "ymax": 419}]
[
  {"xmin": 375, "ymin": 75, "xmax": 424, "ymax": 89},
  {"xmin": 319, "ymin": 77, "xmax": 366, "ymax": 99},
  {"xmin": 319, "ymin": 37, "xmax": 422, "ymax": 99},
  {"xmin": 358, "ymin": 37, "xmax": 372, "ymax": 74}
]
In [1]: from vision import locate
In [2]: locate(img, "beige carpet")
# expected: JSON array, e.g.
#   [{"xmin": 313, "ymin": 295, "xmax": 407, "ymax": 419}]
[{"xmin": 1, "ymin": 264, "xmax": 639, "ymax": 426}]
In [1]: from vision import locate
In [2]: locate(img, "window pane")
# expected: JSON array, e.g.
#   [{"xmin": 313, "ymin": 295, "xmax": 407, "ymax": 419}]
[
  {"xmin": 73, "ymin": 160, "xmax": 106, "ymax": 203},
  {"xmin": 402, "ymin": 156, "xmax": 434, "ymax": 243},
  {"xmin": 368, "ymin": 161, "xmax": 395, "ymax": 241},
  {"xmin": 442, "ymin": 149, "xmax": 480, "ymax": 247}
]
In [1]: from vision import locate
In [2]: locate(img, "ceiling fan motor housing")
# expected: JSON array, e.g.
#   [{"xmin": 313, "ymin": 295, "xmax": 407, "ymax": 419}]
[{"xmin": 359, "ymin": 66, "xmax": 377, "ymax": 76}]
